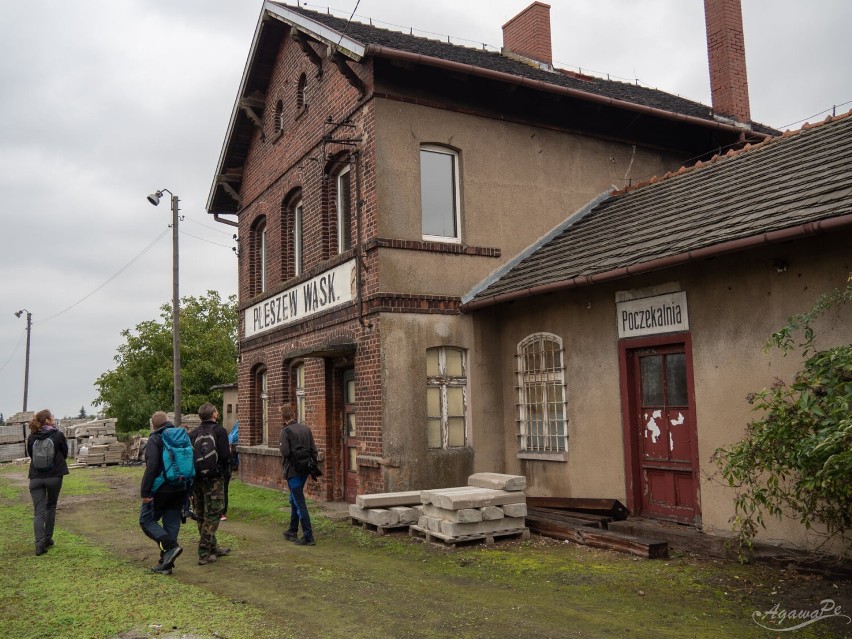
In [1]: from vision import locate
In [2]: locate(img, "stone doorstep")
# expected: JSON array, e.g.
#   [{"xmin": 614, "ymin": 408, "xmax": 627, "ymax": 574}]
[{"xmin": 467, "ymin": 472, "xmax": 527, "ymax": 492}]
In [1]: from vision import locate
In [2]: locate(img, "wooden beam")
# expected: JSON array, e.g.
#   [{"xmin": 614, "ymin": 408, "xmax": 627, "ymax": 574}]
[
  {"xmin": 217, "ymin": 180, "xmax": 242, "ymax": 207},
  {"xmin": 292, "ymin": 29, "xmax": 323, "ymax": 76},
  {"xmin": 330, "ymin": 51, "xmax": 365, "ymax": 96},
  {"xmin": 527, "ymin": 516, "xmax": 668, "ymax": 559},
  {"xmin": 526, "ymin": 497, "xmax": 630, "ymax": 520},
  {"xmin": 239, "ymin": 95, "xmax": 265, "ymax": 110},
  {"xmin": 239, "ymin": 103, "xmax": 265, "ymax": 140}
]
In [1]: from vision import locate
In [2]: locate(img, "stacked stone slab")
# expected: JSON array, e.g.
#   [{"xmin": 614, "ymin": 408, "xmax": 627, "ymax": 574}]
[
  {"xmin": 415, "ymin": 474, "xmax": 528, "ymax": 542},
  {"xmin": 349, "ymin": 490, "xmax": 423, "ymax": 530}
]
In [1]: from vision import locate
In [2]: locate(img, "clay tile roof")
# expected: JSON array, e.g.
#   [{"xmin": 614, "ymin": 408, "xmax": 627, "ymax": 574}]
[{"xmin": 463, "ymin": 110, "xmax": 852, "ymax": 308}]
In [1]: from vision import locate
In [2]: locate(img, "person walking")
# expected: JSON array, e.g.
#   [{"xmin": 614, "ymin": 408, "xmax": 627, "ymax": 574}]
[
  {"xmin": 140, "ymin": 411, "xmax": 191, "ymax": 575},
  {"xmin": 279, "ymin": 403, "xmax": 318, "ymax": 546},
  {"xmin": 189, "ymin": 403, "xmax": 231, "ymax": 565},
  {"xmin": 27, "ymin": 409, "xmax": 69, "ymax": 556}
]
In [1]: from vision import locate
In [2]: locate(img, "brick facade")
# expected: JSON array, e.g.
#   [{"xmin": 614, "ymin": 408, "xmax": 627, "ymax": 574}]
[
  {"xmin": 502, "ymin": 2, "xmax": 553, "ymax": 66},
  {"xmin": 703, "ymin": 0, "xmax": 751, "ymax": 123}
]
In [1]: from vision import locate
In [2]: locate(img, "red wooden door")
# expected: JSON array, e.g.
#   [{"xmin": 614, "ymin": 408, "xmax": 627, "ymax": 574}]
[
  {"xmin": 632, "ymin": 344, "xmax": 699, "ymax": 523},
  {"xmin": 342, "ymin": 369, "xmax": 358, "ymax": 503}
]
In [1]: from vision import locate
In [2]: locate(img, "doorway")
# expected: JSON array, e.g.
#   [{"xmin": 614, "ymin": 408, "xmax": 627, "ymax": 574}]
[{"xmin": 621, "ymin": 335, "xmax": 700, "ymax": 524}]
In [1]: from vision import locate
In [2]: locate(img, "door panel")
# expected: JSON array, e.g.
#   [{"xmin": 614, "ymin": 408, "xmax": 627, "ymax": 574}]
[
  {"xmin": 342, "ymin": 369, "xmax": 358, "ymax": 503},
  {"xmin": 633, "ymin": 344, "xmax": 699, "ymax": 523}
]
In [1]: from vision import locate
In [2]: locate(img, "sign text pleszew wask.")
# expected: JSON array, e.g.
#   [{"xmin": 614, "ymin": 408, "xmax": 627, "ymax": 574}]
[{"xmin": 244, "ymin": 260, "xmax": 355, "ymax": 338}]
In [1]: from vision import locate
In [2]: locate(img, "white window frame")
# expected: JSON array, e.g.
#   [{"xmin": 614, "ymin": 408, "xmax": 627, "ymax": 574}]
[
  {"xmin": 259, "ymin": 369, "xmax": 270, "ymax": 446},
  {"xmin": 294, "ymin": 199, "xmax": 303, "ymax": 276},
  {"xmin": 515, "ymin": 333, "xmax": 568, "ymax": 459},
  {"xmin": 337, "ymin": 165, "xmax": 352, "ymax": 253},
  {"xmin": 295, "ymin": 363, "xmax": 306, "ymax": 423},
  {"xmin": 420, "ymin": 145, "xmax": 461, "ymax": 243},
  {"xmin": 260, "ymin": 224, "xmax": 267, "ymax": 293},
  {"xmin": 426, "ymin": 346, "xmax": 468, "ymax": 449}
]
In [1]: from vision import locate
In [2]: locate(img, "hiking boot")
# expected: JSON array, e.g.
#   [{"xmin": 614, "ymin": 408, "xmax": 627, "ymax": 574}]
[
  {"xmin": 45, "ymin": 539, "xmax": 55, "ymax": 548},
  {"xmin": 294, "ymin": 537, "xmax": 316, "ymax": 546},
  {"xmin": 220, "ymin": 515, "xmax": 228, "ymax": 521},
  {"xmin": 212, "ymin": 546, "xmax": 230, "ymax": 557},
  {"xmin": 283, "ymin": 531, "xmax": 298, "ymax": 541},
  {"xmin": 35, "ymin": 545, "xmax": 46, "ymax": 556},
  {"xmin": 198, "ymin": 554, "xmax": 218, "ymax": 565},
  {"xmin": 151, "ymin": 563, "xmax": 173, "ymax": 575},
  {"xmin": 160, "ymin": 544, "xmax": 183, "ymax": 569}
]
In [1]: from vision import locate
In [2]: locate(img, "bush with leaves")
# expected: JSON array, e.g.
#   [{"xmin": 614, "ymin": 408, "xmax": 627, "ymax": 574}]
[
  {"xmin": 94, "ymin": 291, "xmax": 237, "ymax": 432},
  {"xmin": 714, "ymin": 275, "xmax": 852, "ymax": 553}
]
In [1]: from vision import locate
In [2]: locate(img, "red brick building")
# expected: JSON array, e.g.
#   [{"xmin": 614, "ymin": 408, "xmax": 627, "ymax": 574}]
[{"xmin": 206, "ymin": 2, "xmax": 771, "ymax": 503}]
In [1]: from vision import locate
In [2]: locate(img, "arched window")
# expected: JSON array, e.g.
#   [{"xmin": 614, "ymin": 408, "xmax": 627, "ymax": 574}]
[
  {"xmin": 336, "ymin": 165, "xmax": 352, "ymax": 253},
  {"xmin": 426, "ymin": 346, "xmax": 467, "ymax": 449},
  {"xmin": 250, "ymin": 216, "xmax": 268, "ymax": 296},
  {"xmin": 252, "ymin": 365, "xmax": 270, "ymax": 446},
  {"xmin": 273, "ymin": 99, "xmax": 284, "ymax": 135},
  {"xmin": 420, "ymin": 145, "xmax": 461, "ymax": 242},
  {"xmin": 296, "ymin": 73, "xmax": 307, "ymax": 111},
  {"xmin": 516, "ymin": 333, "xmax": 568, "ymax": 454},
  {"xmin": 281, "ymin": 191, "xmax": 303, "ymax": 280},
  {"xmin": 294, "ymin": 363, "xmax": 306, "ymax": 423}
]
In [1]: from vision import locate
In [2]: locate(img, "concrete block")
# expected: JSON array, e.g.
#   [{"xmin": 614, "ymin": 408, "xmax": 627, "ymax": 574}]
[
  {"xmin": 425, "ymin": 516, "xmax": 443, "ymax": 533},
  {"xmin": 468, "ymin": 472, "xmax": 527, "ymax": 492},
  {"xmin": 357, "ymin": 490, "xmax": 423, "ymax": 508},
  {"xmin": 439, "ymin": 517, "xmax": 526, "ymax": 538},
  {"xmin": 429, "ymin": 487, "xmax": 526, "ymax": 510},
  {"xmin": 420, "ymin": 486, "xmax": 473, "ymax": 504},
  {"xmin": 390, "ymin": 506, "xmax": 420, "ymax": 525},
  {"xmin": 502, "ymin": 503, "xmax": 528, "ymax": 518},
  {"xmin": 423, "ymin": 503, "xmax": 482, "ymax": 523},
  {"xmin": 480, "ymin": 506, "xmax": 505, "ymax": 521},
  {"xmin": 418, "ymin": 516, "xmax": 429, "ymax": 529}
]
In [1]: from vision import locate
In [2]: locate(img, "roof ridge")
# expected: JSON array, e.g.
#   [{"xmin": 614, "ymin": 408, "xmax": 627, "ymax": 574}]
[{"xmin": 610, "ymin": 107, "xmax": 852, "ymax": 197}]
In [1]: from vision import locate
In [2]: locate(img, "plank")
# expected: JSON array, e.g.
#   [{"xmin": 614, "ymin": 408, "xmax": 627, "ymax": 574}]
[
  {"xmin": 526, "ymin": 497, "xmax": 629, "ymax": 520},
  {"xmin": 527, "ymin": 516, "xmax": 667, "ymax": 559}
]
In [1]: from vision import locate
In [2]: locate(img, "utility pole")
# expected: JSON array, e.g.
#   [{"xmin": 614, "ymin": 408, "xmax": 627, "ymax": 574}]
[{"xmin": 14, "ymin": 309, "xmax": 32, "ymax": 412}]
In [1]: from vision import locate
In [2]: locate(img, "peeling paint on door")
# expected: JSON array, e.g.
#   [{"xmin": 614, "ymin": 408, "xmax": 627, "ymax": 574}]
[
  {"xmin": 645, "ymin": 410, "xmax": 661, "ymax": 443},
  {"xmin": 670, "ymin": 412, "xmax": 685, "ymax": 426}
]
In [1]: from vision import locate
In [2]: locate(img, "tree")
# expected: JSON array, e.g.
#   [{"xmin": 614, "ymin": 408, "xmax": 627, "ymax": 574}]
[
  {"xmin": 714, "ymin": 274, "xmax": 852, "ymax": 552},
  {"xmin": 0, "ymin": 413, "xmax": 4, "ymax": 426},
  {"xmin": 78, "ymin": 406, "xmax": 88, "ymax": 419},
  {"xmin": 94, "ymin": 291, "xmax": 238, "ymax": 433}
]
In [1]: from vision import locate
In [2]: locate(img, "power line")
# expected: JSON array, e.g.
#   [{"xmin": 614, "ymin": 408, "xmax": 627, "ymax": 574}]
[
  {"xmin": 179, "ymin": 229, "xmax": 235, "ymax": 249},
  {"xmin": 184, "ymin": 215, "xmax": 234, "ymax": 236},
  {"xmin": 36, "ymin": 229, "xmax": 170, "ymax": 326},
  {"xmin": 0, "ymin": 329, "xmax": 25, "ymax": 374}
]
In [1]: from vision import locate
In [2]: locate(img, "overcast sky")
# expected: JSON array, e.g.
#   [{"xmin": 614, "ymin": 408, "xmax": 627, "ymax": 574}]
[{"xmin": 1, "ymin": 0, "xmax": 850, "ymax": 423}]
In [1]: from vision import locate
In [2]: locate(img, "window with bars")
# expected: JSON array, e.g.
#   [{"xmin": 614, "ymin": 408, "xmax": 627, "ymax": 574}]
[
  {"xmin": 426, "ymin": 346, "xmax": 467, "ymax": 449},
  {"xmin": 516, "ymin": 334, "xmax": 567, "ymax": 453}
]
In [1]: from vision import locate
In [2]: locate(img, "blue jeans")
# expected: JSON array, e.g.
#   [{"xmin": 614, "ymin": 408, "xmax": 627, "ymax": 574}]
[
  {"xmin": 287, "ymin": 475, "xmax": 313, "ymax": 540},
  {"xmin": 29, "ymin": 476, "xmax": 63, "ymax": 549},
  {"xmin": 139, "ymin": 490, "xmax": 184, "ymax": 552}
]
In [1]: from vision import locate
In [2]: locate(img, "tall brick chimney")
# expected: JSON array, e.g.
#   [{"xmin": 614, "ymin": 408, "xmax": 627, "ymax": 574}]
[
  {"xmin": 704, "ymin": 0, "xmax": 751, "ymax": 124},
  {"xmin": 502, "ymin": 2, "xmax": 552, "ymax": 67}
]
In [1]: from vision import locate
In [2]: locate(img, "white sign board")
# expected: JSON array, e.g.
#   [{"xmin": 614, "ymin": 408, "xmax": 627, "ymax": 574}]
[
  {"xmin": 244, "ymin": 259, "xmax": 356, "ymax": 338},
  {"xmin": 616, "ymin": 291, "xmax": 689, "ymax": 339}
]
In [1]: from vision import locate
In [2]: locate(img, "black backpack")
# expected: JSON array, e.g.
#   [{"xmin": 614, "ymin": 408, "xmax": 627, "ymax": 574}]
[
  {"xmin": 193, "ymin": 429, "xmax": 219, "ymax": 477},
  {"xmin": 31, "ymin": 432, "xmax": 56, "ymax": 472},
  {"xmin": 285, "ymin": 426, "xmax": 320, "ymax": 477}
]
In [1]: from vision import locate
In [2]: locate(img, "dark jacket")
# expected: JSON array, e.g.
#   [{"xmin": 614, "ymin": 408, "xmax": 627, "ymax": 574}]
[
  {"xmin": 279, "ymin": 420, "xmax": 317, "ymax": 479},
  {"xmin": 188, "ymin": 420, "xmax": 230, "ymax": 479},
  {"xmin": 140, "ymin": 423, "xmax": 187, "ymax": 498},
  {"xmin": 27, "ymin": 427, "xmax": 70, "ymax": 480}
]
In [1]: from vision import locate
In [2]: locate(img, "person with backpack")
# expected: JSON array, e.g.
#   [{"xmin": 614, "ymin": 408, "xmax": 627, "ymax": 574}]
[
  {"xmin": 27, "ymin": 409, "xmax": 69, "ymax": 556},
  {"xmin": 279, "ymin": 403, "xmax": 318, "ymax": 546},
  {"xmin": 140, "ymin": 411, "xmax": 191, "ymax": 574},
  {"xmin": 188, "ymin": 402, "xmax": 231, "ymax": 565}
]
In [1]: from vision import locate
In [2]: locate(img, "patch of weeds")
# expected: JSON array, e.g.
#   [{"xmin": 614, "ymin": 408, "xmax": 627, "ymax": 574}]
[{"xmin": 61, "ymin": 468, "xmax": 115, "ymax": 496}]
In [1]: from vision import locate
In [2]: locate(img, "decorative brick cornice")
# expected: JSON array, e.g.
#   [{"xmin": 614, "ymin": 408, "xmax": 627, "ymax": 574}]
[
  {"xmin": 367, "ymin": 237, "xmax": 501, "ymax": 258},
  {"xmin": 365, "ymin": 293, "xmax": 461, "ymax": 314}
]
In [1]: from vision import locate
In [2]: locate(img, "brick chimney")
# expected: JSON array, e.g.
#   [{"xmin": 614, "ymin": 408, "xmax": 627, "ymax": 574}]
[
  {"xmin": 502, "ymin": 2, "xmax": 552, "ymax": 67},
  {"xmin": 704, "ymin": 0, "xmax": 751, "ymax": 124}
]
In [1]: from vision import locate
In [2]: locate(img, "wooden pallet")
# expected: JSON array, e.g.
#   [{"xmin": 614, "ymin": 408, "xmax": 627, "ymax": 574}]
[
  {"xmin": 409, "ymin": 524, "xmax": 530, "ymax": 548},
  {"xmin": 350, "ymin": 517, "xmax": 412, "ymax": 535}
]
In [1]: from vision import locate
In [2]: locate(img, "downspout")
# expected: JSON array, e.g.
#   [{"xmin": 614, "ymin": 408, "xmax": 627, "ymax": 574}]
[
  {"xmin": 461, "ymin": 214, "xmax": 852, "ymax": 311},
  {"xmin": 213, "ymin": 213, "xmax": 240, "ymax": 228},
  {"xmin": 353, "ymin": 150, "xmax": 371, "ymax": 329}
]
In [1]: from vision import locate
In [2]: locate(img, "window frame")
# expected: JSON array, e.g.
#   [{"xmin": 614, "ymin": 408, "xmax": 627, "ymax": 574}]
[
  {"xmin": 256, "ymin": 367, "xmax": 270, "ymax": 446},
  {"xmin": 420, "ymin": 145, "xmax": 461, "ymax": 244},
  {"xmin": 336, "ymin": 165, "xmax": 352, "ymax": 253},
  {"xmin": 294, "ymin": 363, "xmax": 306, "ymax": 423},
  {"xmin": 515, "ymin": 333, "xmax": 568, "ymax": 460},
  {"xmin": 293, "ymin": 199, "xmax": 303, "ymax": 276},
  {"xmin": 426, "ymin": 346, "xmax": 468, "ymax": 450}
]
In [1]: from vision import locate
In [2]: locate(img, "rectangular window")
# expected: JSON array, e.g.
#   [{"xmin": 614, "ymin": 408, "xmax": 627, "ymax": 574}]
[
  {"xmin": 294, "ymin": 201, "xmax": 303, "ymax": 276},
  {"xmin": 260, "ymin": 226, "xmax": 267, "ymax": 292},
  {"xmin": 516, "ymin": 334, "xmax": 568, "ymax": 454},
  {"xmin": 426, "ymin": 346, "xmax": 467, "ymax": 448},
  {"xmin": 420, "ymin": 146, "xmax": 460, "ymax": 242},
  {"xmin": 295, "ymin": 364, "xmax": 306, "ymax": 423},
  {"xmin": 260, "ymin": 370, "xmax": 269, "ymax": 445},
  {"xmin": 337, "ymin": 167, "xmax": 352, "ymax": 252}
]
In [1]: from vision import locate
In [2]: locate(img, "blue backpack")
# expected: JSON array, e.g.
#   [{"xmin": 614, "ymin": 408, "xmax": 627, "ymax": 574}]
[{"xmin": 152, "ymin": 427, "xmax": 196, "ymax": 492}]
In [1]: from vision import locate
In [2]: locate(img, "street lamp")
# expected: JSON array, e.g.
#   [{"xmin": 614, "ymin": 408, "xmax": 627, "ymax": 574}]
[
  {"xmin": 14, "ymin": 309, "xmax": 32, "ymax": 412},
  {"xmin": 147, "ymin": 188, "xmax": 182, "ymax": 427}
]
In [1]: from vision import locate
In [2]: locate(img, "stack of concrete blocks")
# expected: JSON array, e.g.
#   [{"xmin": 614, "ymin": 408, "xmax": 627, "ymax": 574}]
[
  {"xmin": 74, "ymin": 419, "xmax": 125, "ymax": 465},
  {"xmin": 0, "ymin": 420, "xmax": 28, "ymax": 463},
  {"xmin": 414, "ymin": 473, "xmax": 529, "ymax": 544},
  {"xmin": 349, "ymin": 490, "xmax": 423, "ymax": 532}
]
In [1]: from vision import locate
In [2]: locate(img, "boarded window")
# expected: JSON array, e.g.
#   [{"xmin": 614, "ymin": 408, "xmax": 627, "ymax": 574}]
[{"xmin": 426, "ymin": 346, "xmax": 468, "ymax": 449}]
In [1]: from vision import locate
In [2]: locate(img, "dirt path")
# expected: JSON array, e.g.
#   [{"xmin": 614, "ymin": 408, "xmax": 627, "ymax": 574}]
[{"xmin": 10, "ymin": 467, "xmax": 851, "ymax": 639}]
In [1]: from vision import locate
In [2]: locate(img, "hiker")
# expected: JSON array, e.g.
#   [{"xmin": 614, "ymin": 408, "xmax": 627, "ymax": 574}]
[
  {"xmin": 221, "ymin": 420, "xmax": 239, "ymax": 521},
  {"xmin": 279, "ymin": 403, "xmax": 318, "ymax": 546},
  {"xmin": 27, "ymin": 409, "xmax": 69, "ymax": 556},
  {"xmin": 188, "ymin": 402, "xmax": 231, "ymax": 565},
  {"xmin": 140, "ymin": 411, "xmax": 192, "ymax": 574}
]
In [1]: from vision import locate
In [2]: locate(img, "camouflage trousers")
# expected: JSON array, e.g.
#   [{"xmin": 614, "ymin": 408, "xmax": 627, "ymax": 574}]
[{"xmin": 191, "ymin": 477, "xmax": 224, "ymax": 559}]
